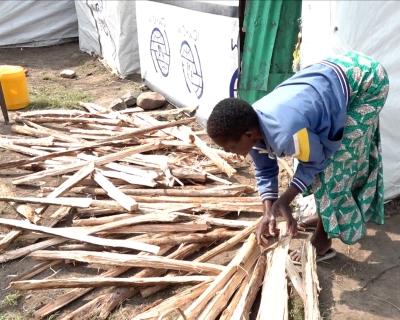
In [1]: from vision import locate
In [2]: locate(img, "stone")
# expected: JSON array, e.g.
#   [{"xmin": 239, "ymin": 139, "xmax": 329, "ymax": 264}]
[
  {"xmin": 60, "ymin": 69, "xmax": 76, "ymax": 79},
  {"xmin": 136, "ymin": 92, "xmax": 166, "ymax": 110},
  {"xmin": 121, "ymin": 90, "xmax": 140, "ymax": 107},
  {"xmin": 108, "ymin": 98, "xmax": 127, "ymax": 111}
]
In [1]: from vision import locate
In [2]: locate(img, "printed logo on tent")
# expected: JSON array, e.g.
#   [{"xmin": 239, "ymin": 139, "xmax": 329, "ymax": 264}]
[
  {"xmin": 230, "ymin": 68, "xmax": 238, "ymax": 98},
  {"xmin": 150, "ymin": 28, "xmax": 171, "ymax": 77},
  {"xmin": 180, "ymin": 41, "xmax": 204, "ymax": 99}
]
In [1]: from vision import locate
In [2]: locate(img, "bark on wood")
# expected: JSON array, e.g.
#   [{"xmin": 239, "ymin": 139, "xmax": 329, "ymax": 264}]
[
  {"xmin": 12, "ymin": 203, "xmax": 42, "ymax": 224},
  {"xmin": 29, "ymin": 250, "xmax": 224, "ymax": 275},
  {"xmin": 183, "ymin": 234, "xmax": 258, "ymax": 319},
  {"xmin": 302, "ymin": 240, "xmax": 321, "ymax": 320},
  {"xmin": 0, "ymin": 142, "xmax": 49, "ymax": 157},
  {"xmin": 93, "ymin": 170, "xmax": 138, "ymax": 211},
  {"xmin": 256, "ymin": 225, "xmax": 291, "ymax": 320},
  {"xmin": 0, "ymin": 196, "xmax": 92, "ymax": 207},
  {"xmin": 72, "ymin": 213, "xmax": 140, "ymax": 226},
  {"xmin": 0, "ymin": 218, "xmax": 160, "ymax": 254},
  {"xmin": 11, "ymin": 276, "xmax": 214, "ymax": 290}
]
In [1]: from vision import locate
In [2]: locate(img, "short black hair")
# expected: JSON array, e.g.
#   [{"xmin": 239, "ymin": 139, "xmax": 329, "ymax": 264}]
[{"xmin": 207, "ymin": 98, "xmax": 259, "ymax": 142}]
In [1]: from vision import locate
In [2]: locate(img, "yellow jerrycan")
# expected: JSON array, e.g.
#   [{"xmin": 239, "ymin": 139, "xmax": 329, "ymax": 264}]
[{"xmin": 0, "ymin": 65, "xmax": 29, "ymax": 110}]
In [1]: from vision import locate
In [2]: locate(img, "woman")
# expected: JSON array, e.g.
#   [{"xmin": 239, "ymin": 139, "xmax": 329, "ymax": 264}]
[{"xmin": 207, "ymin": 52, "xmax": 389, "ymax": 263}]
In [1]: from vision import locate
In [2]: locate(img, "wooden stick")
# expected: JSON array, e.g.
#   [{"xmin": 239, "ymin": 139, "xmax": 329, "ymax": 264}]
[
  {"xmin": 15, "ymin": 115, "xmax": 123, "ymax": 126},
  {"xmin": 9, "ymin": 260, "xmax": 63, "ymax": 282},
  {"xmin": 72, "ymin": 213, "xmax": 139, "ymax": 226},
  {"xmin": 302, "ymin": 240, "xmax": 321, "ymax": 319},
  {"xmin": 132, "ymin": 282, "xmax": 211, "ymax": 320},
  {"xmin": 0, "ymin": 196, "xmax": 92, "ymax": 207},
  {"xmin": 29, "ymin": 250, "xmax": 224, "ymax": 275},
  {"xmin": 0, "ymin": 142, "xmax": 49, "ymax": 157},
  {"xmin": 0, "ymin": 218, "xmax": 160, "ymax": 254},
  {"xmin": 34, "ymin": 244, "xmax": 174, "ymax": 319},
  {"xmin": 96, "ymin": 169, "xmax": 157, "ymax": 188},
  {"xmin": 198, "ymin": 242, "xmax": 261, "ymax": 319},
  {"xmin": 98, "ymin": 223, "xmax": 210, "ymax": 234},
  {"xmin": 11, "ymin": 276, "xmax": 214, "ymax": 290},
  {"xmin": 12, "ymin": 142, "xmax": 157, "ymax": 185},
  {"xmin": 223, "ymin": 255, "xmax": 267, "ymax": 320},
  {"xmin": 97, "ymin": 117, "xmax": 195, "ymax": 142},
  {"xmin": 183, "ymin": 234, "xmax": 258, "ymax": 319},
  {"xmin": 194, "ymin": 217, "xmax": 262, "ymax": 263},
  {"xmin": 286, "ymin": 257, "xmax": 306, "ymax": 302},
  {"xmin": 93, "ymin": 170, "xmax": 137, "ymax": 211},
  {"xmin": 256, "ymin": 224, "xmax": 291, "ymax": 320},
  {"xmin": 0, "ymin": 229, "xmax": 23, "ymax": 250},
  {"xmin": 36, "ymin": 162, "xmax": 95, "ymax": 215},
  {"xmin": 124, "ymin": 196, "xmax": 261, "ymax": 204}
]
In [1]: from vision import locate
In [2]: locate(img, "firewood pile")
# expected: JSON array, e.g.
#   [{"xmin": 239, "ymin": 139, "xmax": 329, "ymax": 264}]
[{"xmin": 0, "ymin": 102, "xmax": 320, "ymax": 319}]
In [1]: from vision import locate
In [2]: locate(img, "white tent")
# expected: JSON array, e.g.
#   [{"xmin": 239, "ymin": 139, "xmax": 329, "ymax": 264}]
[
  {"xmin": 301, "ymin": 1, "xmax": 400, "ymax": 200},
  {"xmin": 0, "ymin": 0, "xmax": 78, "ymax": 47}
]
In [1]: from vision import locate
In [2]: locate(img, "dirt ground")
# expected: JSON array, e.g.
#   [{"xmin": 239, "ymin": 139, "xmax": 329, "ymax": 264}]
[{"xmin": 1, "ymin": 41, "xmax": 400, "ymax": 320}]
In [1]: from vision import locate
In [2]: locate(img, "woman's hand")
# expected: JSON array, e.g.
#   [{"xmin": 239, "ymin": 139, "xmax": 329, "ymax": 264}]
[{"xmin": 256, "ymin": 186, "xmax": 300, "ymax": 245}]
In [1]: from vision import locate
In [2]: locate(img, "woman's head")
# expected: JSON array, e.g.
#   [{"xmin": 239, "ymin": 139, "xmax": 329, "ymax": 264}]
[{"xmin": 207, "ymin": 98, "xmax": 261, "ymax": 156}]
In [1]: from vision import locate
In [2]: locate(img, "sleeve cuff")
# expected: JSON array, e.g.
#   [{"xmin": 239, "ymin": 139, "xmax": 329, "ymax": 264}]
[
  {"xmin": 260, "ymin": 192, "xmax": 279, "ymax": 202},
  {"xmin": 290, "ymin": 177, "xmax": 307, "ymax": 193}
]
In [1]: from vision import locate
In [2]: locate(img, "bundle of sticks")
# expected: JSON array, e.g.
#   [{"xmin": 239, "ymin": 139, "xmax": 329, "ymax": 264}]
[{"xmin": 0, "ymin": 102, "xmax": 320, "ymax": 319}]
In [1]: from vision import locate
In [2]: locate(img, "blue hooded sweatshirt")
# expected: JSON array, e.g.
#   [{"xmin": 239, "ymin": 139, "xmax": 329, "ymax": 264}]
[{"xmin": 249, "ymin": 61, "xmax": 350, "ymax": 202}]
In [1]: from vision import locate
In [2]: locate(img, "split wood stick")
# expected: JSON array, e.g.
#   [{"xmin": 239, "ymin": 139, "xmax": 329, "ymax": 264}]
[
  {"xmin": 256, "ymin": 224, "xmax": 291, "ymax": 320},
  {"xmin": 77, "ymin": 154, "xmax": 160, "ymax": 179},
  {"xmin": 78, "ymin": 101, "xmax": 140, "ymax": 126},
  {"xmin": 65, "ymin": 242, "xmax": 206, "ymax": 320},
  {"xmin": 9, "ymin": 136, "xmax": 55, "ymax": 147},
  {"xmin": 286, "ymin": 257, "xmax": 306, "ymax": 302},
  {"xmin": 277, "ymin": 157, "xmax": 294, "ymax": 177},
  {"xmin": 18, "ymin": 120, "xmax": 85, "ymax": 143},
  {"xmin": 35, "ymin": 244, "xmax": 174, "ymax": 319},
  {"xmin": 11, "ymin": 275, "xmax": 214, "ymax": 290},
  {"xmin": 96, "ymin": 169, "xmax": 157, "ymax": 188},
  {"xmin": 9, "ymin": 260, "xmax": 63, "ymax": 282},
  {"xmin": 302, "ymin": 241, "xmax": 321, "ymax": 319},
  {"xmin": 98, "ymin": 222, "xmax": 210, "ymax": 234},
  {"xmin": 45, "ymin": 207, "xmax": 72, "ymax": 228},
  {"xmin": 72, "ymin": 213, "xmax": 139, "ymax": 226},
  {"xmin": 97, "ymin": 117, "xmax": 195, "ymax": 142},
  {"xmin": 193, "ymin": 217, "xmax": 262, "ymax": 263},
  {"xmin": 0, "ymin": 229, "xmax": 23, "ymax": 250},
  {"xmin": 184, "ymin": 233, "xmax": 258, "ymax": 319},
  {"xmin": 170, "ymin": 167, "xmax": 207, "ymax": 182},
  {"xmin": 15, "ymin": 115, "xmax": 123, "ymax": 126},
  {"xmin": 29, "ymin": 250, "xmax": 224, "ymax": 275},
  {"xmin": 0, "ymin": 196, "xmax": 92, "ymax": 207},
  {"xmin": 226, "ymin": 255, "xmax": 266, "ymax": 319},
  {"xmin": 0, "ymin": 218, "xmax": 159, "ymax": 254},
  {"xmin": 141, "ymin": 105, "xmax": 198, "ymax": 117},
  {"xmin": 125, "ymin": 196, "xmax": 261, "ymax": 204},
  {"xmin": 53, "ymin": 186, "xmax": 245, "ymax": 197},
  {"xmin": 0, "ymin": 142, "xmax": 49, "ymax": 157},
  {"xmin": 12, "ymin": 142, "xmax": 157, "ymax": 185},
  {"xmin": 181, "ymin": 126, "xmax": 236, "ymax": 177},
  {"xmin": 16, "ymin": 109, "xmax": 92, "ymax": 118},
  {"xmin": 133, "ymin": 281, "xmax": 211, "ymax": 320},
  {"xmin": 120, "ymin": 106, "xmax": 144, "ymax": 113},
  {"xmin": 93, "ymin": 170, "xmax": 138, "ymax": 211},
  {"xmin": 198, "ymin": 244, "xmax": 261, "ymax": 320},
  {"xmin": 36, "ymin": 162, "xmax": 95, "ymax": 215},
  {"xmin": 141, "ymin": 228, "xmax": 238, "ymax": 246},
  {"xmin": 70, "ymin": 128, "xmax": 124, "ymax": 136}
]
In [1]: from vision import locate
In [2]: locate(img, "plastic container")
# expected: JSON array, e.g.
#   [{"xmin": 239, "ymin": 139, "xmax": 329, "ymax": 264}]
[{"xmin": 0, "ymin": 65, "xmax": 29, "ymax": 110}]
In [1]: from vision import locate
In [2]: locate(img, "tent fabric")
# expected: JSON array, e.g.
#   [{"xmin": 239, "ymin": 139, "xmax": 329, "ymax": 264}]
[
  {"xmin": 74, "ymin": 0, "xmax": 140, "ymax": 77},
  {"xmin": 0, "ymin": 0, "xmax": 78, "ymax": 47},
  {"xmin": 301, "ymin": 0, "xmax": 400, "ymax": 200}
]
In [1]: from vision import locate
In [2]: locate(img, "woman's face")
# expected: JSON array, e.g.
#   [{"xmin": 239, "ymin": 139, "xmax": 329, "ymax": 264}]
[{"xmin": 213, "ymin": 133, "xmax": 256, "ymax": 157}]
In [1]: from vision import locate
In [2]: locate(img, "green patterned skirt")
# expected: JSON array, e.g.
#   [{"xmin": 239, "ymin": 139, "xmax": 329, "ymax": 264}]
[{"xmin": 305, "ymin": 52, "xmax": 389, "ymax": 245}]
